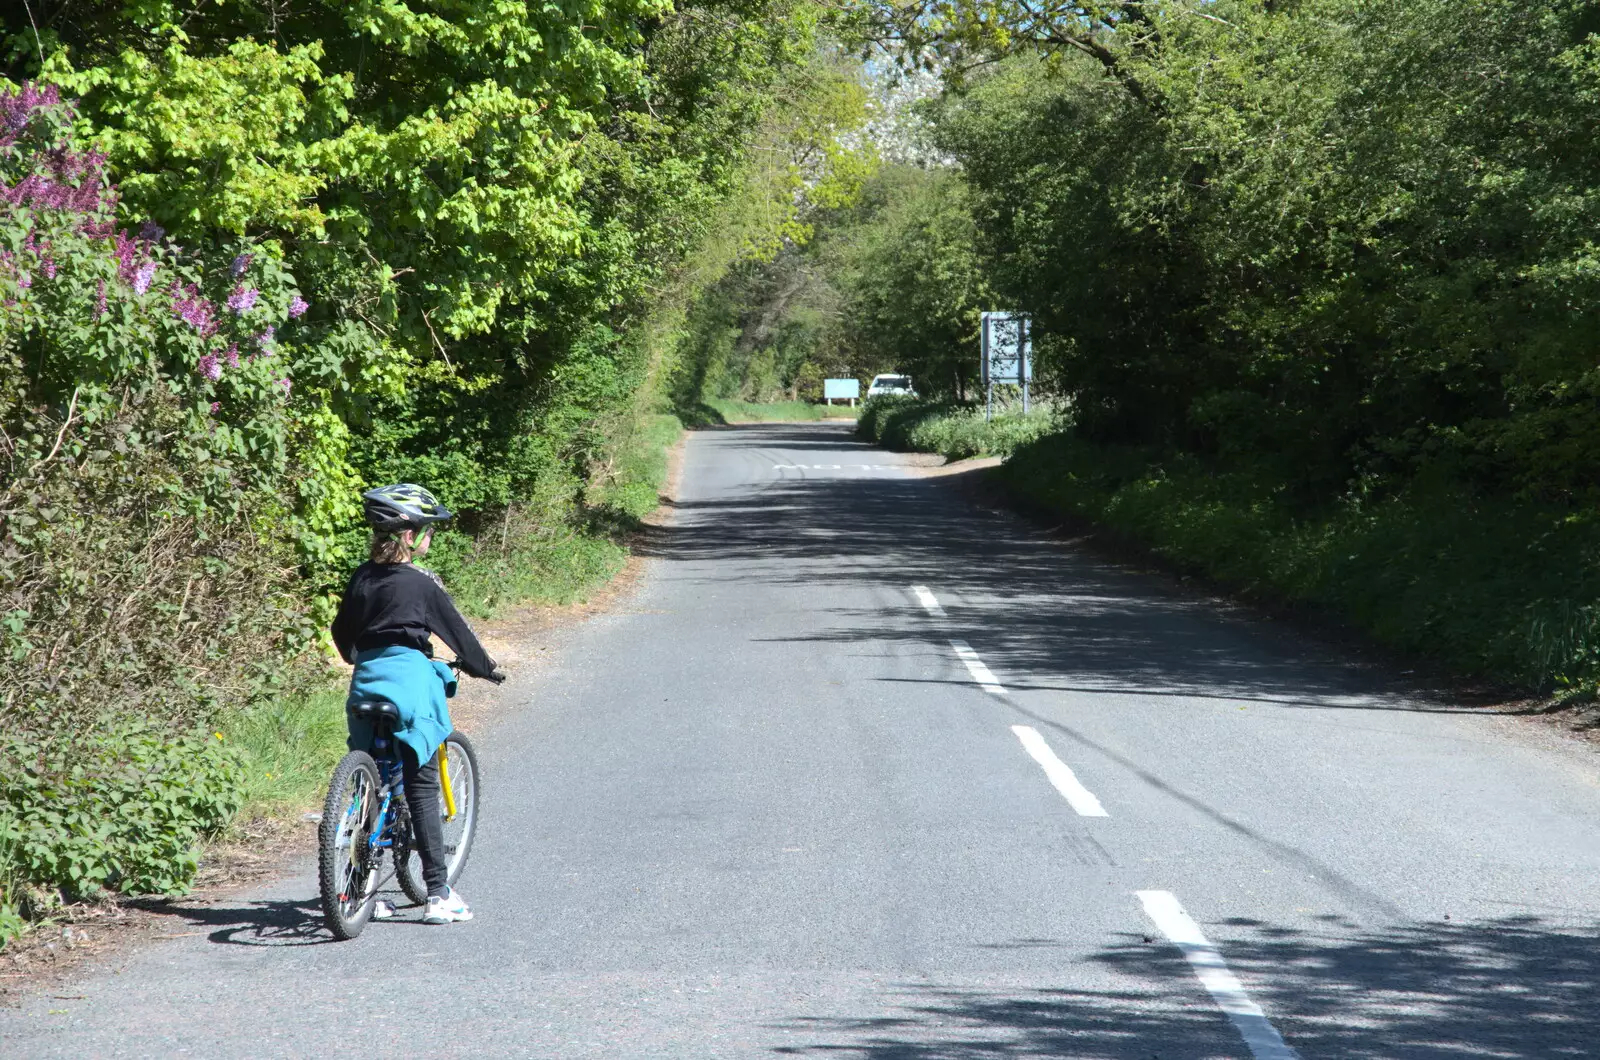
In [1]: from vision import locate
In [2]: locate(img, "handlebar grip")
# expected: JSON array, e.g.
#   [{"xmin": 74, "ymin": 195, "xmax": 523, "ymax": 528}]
[{"xmin": 489, "ymin": 669, "xmax": 508, "ymax": 685}]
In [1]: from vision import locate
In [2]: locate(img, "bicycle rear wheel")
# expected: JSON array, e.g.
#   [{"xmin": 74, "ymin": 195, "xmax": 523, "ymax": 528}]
[
  {"xmin": 319, "ymin": 751, "xmax": 382, "ymax": 940},
  {"xmin": 398, "ymin": 731, "xmax": 481, "ymax": 901}
]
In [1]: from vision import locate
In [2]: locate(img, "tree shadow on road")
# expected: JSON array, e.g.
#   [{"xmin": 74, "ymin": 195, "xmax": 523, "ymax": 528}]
[
  {"xmin": 764, "ymin": 914, "xmax": 1600, "ymax": 1058},
  {"xmin": 640, "ymin": 434, "xmax": 1422, "ymax": 712}
]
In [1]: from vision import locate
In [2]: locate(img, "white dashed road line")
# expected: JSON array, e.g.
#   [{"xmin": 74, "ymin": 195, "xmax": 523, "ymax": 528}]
[
  {"xmin": 1137, "ymin": 890, "xmax": 1301, "ymax": 1060},
  {"xmin": 906, "ymin": 592, "xmax": 1293, "ymax": 1054},
  {"xmin": 949, "ymin": 639, "xmax": 1006, "ymax": 694},
  {"xmin": 1010, "ymin": 725, "xmax": 1109, "ymax": 816},
  {"xmin": 910, "ymin": 585, "xmax": 947, "ymax": 617},
  {"xmin": 911, "ymin": 591, "xmax": 1295, "ymax": 1054}
]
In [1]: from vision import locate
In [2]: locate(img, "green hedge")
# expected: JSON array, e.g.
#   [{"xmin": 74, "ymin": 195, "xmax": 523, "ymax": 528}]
[
  {"xmin": 856, "ymin": 396, "xmax": 1054, "ymax": 460},
  {"xmin": 1, "ymin": 723, "xmax": 242, "ymax": 910},
  {"xmin": 997, "ymin": 433, "xmax": 1600, "ymax": 692}
]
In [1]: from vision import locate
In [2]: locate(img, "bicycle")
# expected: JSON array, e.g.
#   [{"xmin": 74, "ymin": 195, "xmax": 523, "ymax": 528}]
[{"xmin": 317, "ymin": 662, "xmax": 491, "ymax": 940}]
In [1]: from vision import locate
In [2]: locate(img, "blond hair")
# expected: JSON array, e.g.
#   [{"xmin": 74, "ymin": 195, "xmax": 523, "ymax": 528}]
[{"xmin": 370, "ymin": 530, "xmax": 413, "ymax": 564}]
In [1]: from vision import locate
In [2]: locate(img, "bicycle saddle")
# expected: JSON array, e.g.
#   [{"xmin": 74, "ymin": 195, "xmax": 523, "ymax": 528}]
[{"xmin": 348, "ymin": 700, "xmax": 401, "ymax": 721}]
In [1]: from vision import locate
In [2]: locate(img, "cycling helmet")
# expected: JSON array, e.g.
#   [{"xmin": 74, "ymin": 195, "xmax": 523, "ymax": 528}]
[{"xmin": 362, "ymin": 483, "xmax": 453, "ymax": 532}]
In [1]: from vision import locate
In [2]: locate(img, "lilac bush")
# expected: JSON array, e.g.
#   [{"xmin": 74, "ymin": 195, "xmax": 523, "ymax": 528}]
[
  {"xmin": 0, "ymin": 83, "xmax": 313, "ymax": 503},
  {"xmin": 3, "ymin": 82, "xmax": 322, "ymax": 747}
]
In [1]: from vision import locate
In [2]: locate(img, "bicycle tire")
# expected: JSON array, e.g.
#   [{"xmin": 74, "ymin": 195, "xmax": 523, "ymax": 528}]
[
  {"xmin": 319, "ymin": 751, "xmax": 382, "ymax": 940},
  {"xmin": 397, "ymin": 731, "xmax": 481, "ymax": 900}
]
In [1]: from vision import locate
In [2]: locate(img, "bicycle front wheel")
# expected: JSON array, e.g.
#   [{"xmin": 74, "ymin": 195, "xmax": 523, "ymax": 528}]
[
  {"xmin": 318, "ymin": 751, "xmax": 382, "ymax": 940},
  {"xmin": 398, "ymin": 731, "xmax": 481, "ymax": 901}
]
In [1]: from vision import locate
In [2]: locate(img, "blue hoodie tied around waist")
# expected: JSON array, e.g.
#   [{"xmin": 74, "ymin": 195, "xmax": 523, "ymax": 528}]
[{"xmin": 346, "ymin": 645, "xmax": 458, "ymax": 764}]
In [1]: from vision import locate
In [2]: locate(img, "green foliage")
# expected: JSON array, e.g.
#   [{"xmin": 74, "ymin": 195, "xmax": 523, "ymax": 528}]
[
  {"xmin": 0, "ymin": 721, "xmax": 242, "ymax": 905},
  {"xmin": 926, "ymin": 1, "xmax": 1600, "ymax": 492},
  {"xmin": 828, "ymin": 167, "xmax": 990, "ymax": 400},
  {"xmin": 672, "ymin": 162, "xmax": 987, "ymax": 409},
  {"xmin": 0, "ymin": 349, "xmax": 310, "ymax": 729},
  {"xmin": 857, "ymin": 396, "xmax": 1052, "ymax": 460},
  {"xmin": 587, "ymin": 413, "xmax": 685, "ymax": 522}
]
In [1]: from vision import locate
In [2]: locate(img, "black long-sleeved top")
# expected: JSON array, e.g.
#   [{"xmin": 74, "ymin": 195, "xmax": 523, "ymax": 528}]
[{"xmin": 331, "ymin": 562, "xmax": 496, "ymax": 678}]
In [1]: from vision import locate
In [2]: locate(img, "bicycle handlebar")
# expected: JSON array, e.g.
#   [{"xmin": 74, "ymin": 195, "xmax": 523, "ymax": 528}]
[{"xmin": 445, "ymin": 658, "xmax": 508, "ymax": 684}]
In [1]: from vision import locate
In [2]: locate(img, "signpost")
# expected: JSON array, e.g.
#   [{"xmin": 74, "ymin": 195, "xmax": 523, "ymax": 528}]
[
  {"xmin": 980, "ymin": 312, "xmax": 1032, "ymax": 420},
  {"xmin": 823, "ymin": 378, "xmax": 860, "ymax": 408}
]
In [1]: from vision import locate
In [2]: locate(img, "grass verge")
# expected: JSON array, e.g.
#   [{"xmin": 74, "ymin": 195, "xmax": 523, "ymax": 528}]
[
  {"xmin": 219, "ymin": 685, "xmax": 351, "ymax": 824},
  {"xmin": 683, "ymin": 399, "xmax": 860, "ymax": 425},
  {"xmin": 995, "ymin": 432, "xmax": 1600, "ymax": 696}
]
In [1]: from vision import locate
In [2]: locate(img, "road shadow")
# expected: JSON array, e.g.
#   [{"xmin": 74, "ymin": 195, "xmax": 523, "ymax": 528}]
[
  {"xmin": 694, "ymin": 422, "xmax": 872, "ymax": 452},
  {"xmin": 644, "ymin": 426, "xmax": 1429, "ymax": 713},
  {"xmin": 127, "ymin": 886, "xmax": 424, "ymax": 947},
  {"xmin": 765, "ymin": 914, "xmax": 1600, "ymax": 1058},
  {"xmin": 127, "ymin": 895, "xmax": 332, "ymax": 947}
]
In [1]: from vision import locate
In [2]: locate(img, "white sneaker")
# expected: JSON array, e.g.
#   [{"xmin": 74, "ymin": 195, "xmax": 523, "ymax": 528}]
[{"xmin": 424, "ymin": 888, "xmax": 473, "ymax": 924}]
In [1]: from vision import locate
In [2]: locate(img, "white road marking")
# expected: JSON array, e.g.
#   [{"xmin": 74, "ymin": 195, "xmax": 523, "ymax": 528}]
[
  {"xmin": 1137, "ymin": 891, "xmax": 1301, "ymax": 1060},
  {"xmin": 910, "ymin": 585, "xmax": 947, "ymax": 617},
  {"xmin": 950, "ymin": 639, "xmax": 1006, "ymax": 694},
  {"xmin": 1010, "ymin": 726, "xmax": 1109, "ymax": 816}
]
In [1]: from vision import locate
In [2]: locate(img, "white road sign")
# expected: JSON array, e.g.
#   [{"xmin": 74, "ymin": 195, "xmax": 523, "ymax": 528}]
[{"xmin": 981, "ymin": 312, "xmax": 1032, "ymax": 385}]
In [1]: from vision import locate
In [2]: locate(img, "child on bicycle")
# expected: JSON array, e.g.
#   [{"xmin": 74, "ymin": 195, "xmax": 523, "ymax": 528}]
[{"xmin": 331, "ymin": 483, "xmax": 504, "ymax": 925}]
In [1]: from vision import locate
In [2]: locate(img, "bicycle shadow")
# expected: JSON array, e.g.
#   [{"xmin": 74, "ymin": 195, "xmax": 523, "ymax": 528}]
[{"xmin": 128, "ymin": 890, "xmax": 425, "ymax": 946}]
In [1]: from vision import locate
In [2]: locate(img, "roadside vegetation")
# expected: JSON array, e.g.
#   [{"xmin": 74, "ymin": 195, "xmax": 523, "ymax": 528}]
[
  {"xmin": 856, "ymin": 396, "xmax": 1052, "ymax": 461},
  {"xmin": 0, "ymin": 1, "xmax": 873, "ymax": 944},
  {"xmin": 993, "ymin": 437, "xmax": 1600, "ymax": 694}
]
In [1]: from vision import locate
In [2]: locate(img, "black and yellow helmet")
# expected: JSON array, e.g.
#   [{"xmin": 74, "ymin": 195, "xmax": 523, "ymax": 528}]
[{"xmin": 361, "ymin": 483, "xmax": 453, "ymax": 532}]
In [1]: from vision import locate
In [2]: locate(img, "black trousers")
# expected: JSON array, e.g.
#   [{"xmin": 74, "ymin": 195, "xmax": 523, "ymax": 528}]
[{"xmin": 402, "ymin": 744, "xmax": 450, "ymax": 900}]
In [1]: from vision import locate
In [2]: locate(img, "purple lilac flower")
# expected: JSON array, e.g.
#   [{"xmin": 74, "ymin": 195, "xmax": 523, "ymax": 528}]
[
  {"xmin": 197, "ymin": 352, "xmax": 222, "ymax": 381},
  {"xmin": 138, "ymin": 221, "xmax": 165, "ymax": 243},
  {"xmin": 287, "ymin": 295, "xmax": 309, "ymax": 318},
  {"xmin": 3, "ymin": 171, "xmax": 107, "ymax": 215},
  {"xmin": 277, "ymin": 377, "xmax": 292, "ymax": 397},
  {"xmin": 41, "ymin": 258, "xmax": 56, "ymax": 280},
  {"xmin": 171, "ymin": 283, "xmax": 218, "ymax": 336},
  {"xmin": 257, "ymin": 325, "xmax": 276, "ymax": 349},
  {"xmin": 16, "ymin": 272, "xmax": 31, "ymax": 290},
  {"xmin": 224, "ymin": 343, "xmax": 240, "ymax": 369},
  {"xmin": 133, "ymin": 260, "xmax": 156, "ymax": 294},
  {"xmin": 230, "ymin": 253, "xmax": 253, "ymax": 278},
  {"xmin": 94, "ymin": 279, "xmax": 107, "ymax": 318},
  {"xmin": 113, "ymin": 231, "xmax": 140, "ymax": 284},
  {"xmin": 0, "ymin": 83, "xmax": 62, "ymax": 149},
  {"xmin": 226, "ymin": 285, "xmax": 258, "ymax": 313},
  {"xmin": 209, "ymin": 401, "xmax": 221, "ymax": 414}
]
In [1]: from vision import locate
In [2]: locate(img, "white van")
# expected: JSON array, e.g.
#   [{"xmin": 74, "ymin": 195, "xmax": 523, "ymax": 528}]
[{"xmin": 867, "ymin": 374, "xmax": 916, "ymax": 398}]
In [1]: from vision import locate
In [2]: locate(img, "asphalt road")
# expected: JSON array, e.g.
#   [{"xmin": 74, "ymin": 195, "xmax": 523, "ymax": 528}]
[{"xmin": 5, "ymin": 422, "xmax": 1599, "ymax": 1058}]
